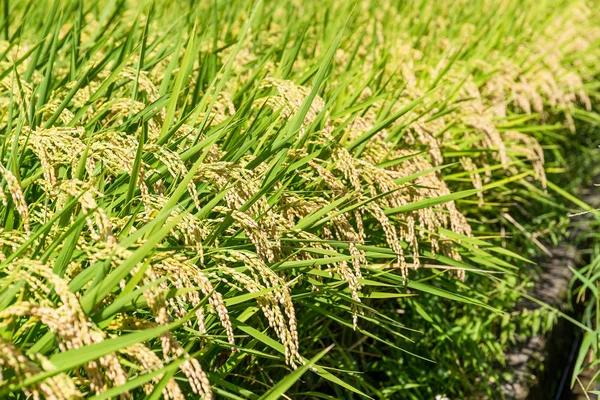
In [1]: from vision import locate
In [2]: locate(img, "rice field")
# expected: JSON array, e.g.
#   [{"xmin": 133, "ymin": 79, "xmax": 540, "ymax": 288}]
[{"xmin": 0, "ymin": 0, "xmax": 599, "ymax": 398}]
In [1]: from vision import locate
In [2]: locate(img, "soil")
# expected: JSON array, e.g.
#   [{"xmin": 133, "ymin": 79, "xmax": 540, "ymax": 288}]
[{"xmin": 501, "ymin": 180, "xmax": 600, "ymax": 400}]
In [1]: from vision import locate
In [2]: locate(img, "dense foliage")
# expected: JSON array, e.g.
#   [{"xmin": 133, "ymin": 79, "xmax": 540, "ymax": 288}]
[{"xmin": 0, "ymin": 0, "xmax": 598, "ymax": 399}]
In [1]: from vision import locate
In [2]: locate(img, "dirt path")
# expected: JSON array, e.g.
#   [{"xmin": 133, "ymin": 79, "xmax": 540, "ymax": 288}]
[{"xmin": 501, "ymin": 180, "xmax": 600, "ymax": 400}]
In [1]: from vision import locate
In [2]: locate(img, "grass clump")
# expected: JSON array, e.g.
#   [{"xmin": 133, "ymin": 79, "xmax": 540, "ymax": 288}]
[{"xmin": 0, "ymin": 0, "xmax": 599, "ymax": 398}]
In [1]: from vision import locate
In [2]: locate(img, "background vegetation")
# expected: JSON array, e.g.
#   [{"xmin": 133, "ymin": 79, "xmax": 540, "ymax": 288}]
[{"xmin": 0, "ymin": 0, "xmax": 598, "ymax": 399}]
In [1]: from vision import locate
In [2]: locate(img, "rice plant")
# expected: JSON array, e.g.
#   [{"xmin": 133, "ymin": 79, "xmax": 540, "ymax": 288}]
[{"xmin": 0, "ymin": 0, "xmax": 598, "ymax": 398}]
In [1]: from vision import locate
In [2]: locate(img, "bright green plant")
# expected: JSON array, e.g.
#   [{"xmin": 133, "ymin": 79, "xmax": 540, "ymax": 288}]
[{"xmin": 0, "ymin": 0, "xmax": 598, "ymax": 399}]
